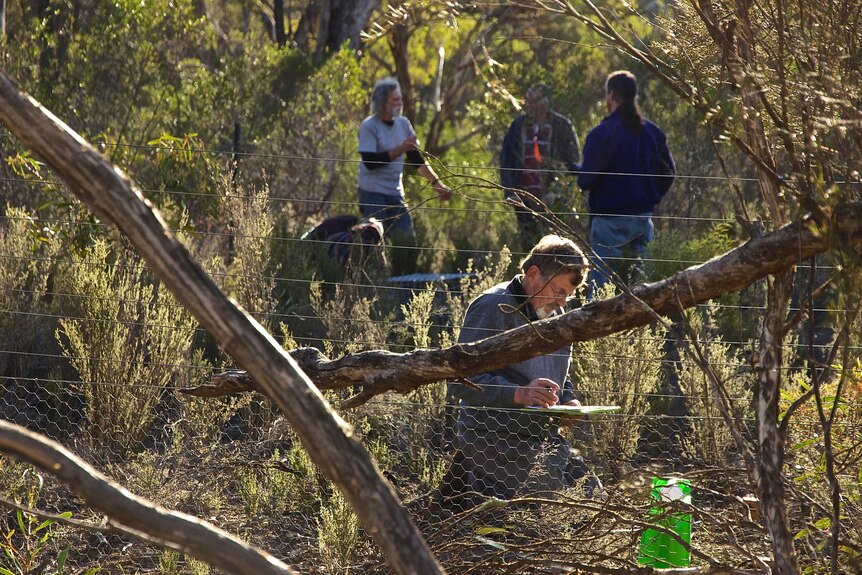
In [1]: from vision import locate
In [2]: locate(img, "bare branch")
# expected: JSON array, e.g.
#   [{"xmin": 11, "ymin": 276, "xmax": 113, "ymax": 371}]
[
  {"xmin": 0, "ymin": 420, "xmax": 297, "ymax": 575},
  {"xmin": 0, "ymin": 72, "xmax": 444, "ymax": 575},
  {"xmin": 0, "ymin": 494, "xmax": 114, "ymax": 534}
]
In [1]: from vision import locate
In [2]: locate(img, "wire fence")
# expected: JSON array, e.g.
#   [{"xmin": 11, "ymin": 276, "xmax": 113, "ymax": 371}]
[{"xmin": 1, "ymin": 142, "xmax": 859, "ymax": 574}]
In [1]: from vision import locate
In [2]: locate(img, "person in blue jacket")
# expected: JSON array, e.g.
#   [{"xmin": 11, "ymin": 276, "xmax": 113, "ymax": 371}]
[{"xmin": 577, "ymin": 70, "xmax": 675, "ymax": 291}]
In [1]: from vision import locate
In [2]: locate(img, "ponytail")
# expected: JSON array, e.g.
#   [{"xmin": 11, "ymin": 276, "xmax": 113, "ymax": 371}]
[{"xmin": 606, "ymin": 71, "xmax": 643, "ymax": 134}]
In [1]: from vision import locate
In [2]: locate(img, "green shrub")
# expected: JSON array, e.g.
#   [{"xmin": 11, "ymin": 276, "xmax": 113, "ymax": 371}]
[
  {"xmin": 0, "ymin": 206, "xmax": 61, "ymax": 379},
  {"xmin": 678, "ymin": 303, "xmax": 752, "ymax": 466},
  {"xmin": 236, "ymin": 443, "xmax": 320, "ymax": 517},
  {"xmin": 278, "ymin": 441, "xmax": 322, "ymax": 511},
  {"xmin": 648, "ymin": 220, "xmax": 737, "ymax": 280},
  {"xmin": 55, "ymin": 240, "xmax": 199, "ymax": 456},
  {"xmin": 221, "ymin": 184, "xmax": 279, "ymax": 333},
  {"xmin": 572, "ymin": 288, "xmax": 663, "ymax": 470},
  {"xmin": 0, "ymin": 470, "xmax": 96, "ymax": 575},
  {"xmin": 310, "ymin": 282, "xmax": 394, "ymax": 358},
  {"xmin": 241, "ymin": 45, "xmax": 366, "ymax": 227},
  {"xmin": 317, "ymin": 491, "xmax": 361, "ymax": 575},
  {"xmin": 159, "ymin": 549, "xmax": 210, "ymax": 575}
]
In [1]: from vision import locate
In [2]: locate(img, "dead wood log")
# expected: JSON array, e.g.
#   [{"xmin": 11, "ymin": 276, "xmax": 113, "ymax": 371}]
[
  {"xmin": 194, "ymin": 211, "xmax": 861, "ymax": 404},
  {"xmin": 0, "ymin": 420, "xmax": 297, "ymax": 575},
  {"xmin": 0, "ymin": 73, "xmax": 444, "ymax": 575}
]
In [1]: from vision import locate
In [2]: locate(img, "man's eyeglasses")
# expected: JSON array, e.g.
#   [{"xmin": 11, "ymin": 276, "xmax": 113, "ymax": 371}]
[{"xmin": 550, "ymin": 287, "xmax": 577, "ymax": 303}]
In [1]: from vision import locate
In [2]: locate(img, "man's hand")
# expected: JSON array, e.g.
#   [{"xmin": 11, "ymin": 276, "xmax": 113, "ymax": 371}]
[
  {"xmin": 513, "ymin": 378, "xmax": 560, "ymax": 408},
  {"xmin": 433, "ymin": 180, "xmax": 452, "ymax": 201},
  {"xmin": 400, "ymin": 135, "xmax": 418, "ymax": 154}
]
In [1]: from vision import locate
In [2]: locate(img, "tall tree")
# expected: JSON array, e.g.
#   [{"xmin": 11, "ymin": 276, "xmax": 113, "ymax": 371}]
[
  {"xmin": 524, "ymin": 2, "xmax": 862, "ymax": 573},
  {"xmin": 273, "ymin": 0, "xmax": 286, "ymax": 46},
  {"xmin": 295, "ymin": 0, "xmax": 381, "ymax": 54},
  {"xmin": 365, "ymin": 2, "xmax": 519, "ymax": 156}
]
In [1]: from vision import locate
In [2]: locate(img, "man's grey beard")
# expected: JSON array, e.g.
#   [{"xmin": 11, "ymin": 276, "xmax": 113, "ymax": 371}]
[
  {"xmin": 535, "ymin": 306, "xmax": 560, "ymax": 320},
  {"xmin": 389, "ymin": 105, "xmax": 403, "ymax": 117}
]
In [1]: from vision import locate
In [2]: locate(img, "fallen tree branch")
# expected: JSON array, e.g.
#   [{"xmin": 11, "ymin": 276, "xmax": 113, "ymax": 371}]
[
  {"xmin": 194, "ymin": 208, "xmax": 862, "ymax": 405},
  {"xmin": 0, "ymin": 420, "xmax": 297, "ymax": 575}
]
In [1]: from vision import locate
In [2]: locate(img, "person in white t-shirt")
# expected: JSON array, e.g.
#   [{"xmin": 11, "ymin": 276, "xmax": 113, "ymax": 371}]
[{"xmin": 357, "ymin": 77, "xmax": 451, "ymax": 275}]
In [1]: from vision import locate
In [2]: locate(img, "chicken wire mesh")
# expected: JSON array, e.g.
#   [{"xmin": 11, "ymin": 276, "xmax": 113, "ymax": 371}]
[
  {"xmin": 2, "ymin": 356, "xmax": 860, "ymax": 574},
  {"xmin": 1, "ymin": 189, "xmax": 860, "ymax": 573}
]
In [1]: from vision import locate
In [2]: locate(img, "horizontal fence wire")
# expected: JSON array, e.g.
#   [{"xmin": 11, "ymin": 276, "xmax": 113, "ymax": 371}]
[{"xmin": 1, "ymin": 139, "xmax": 858, "ymax": 575}]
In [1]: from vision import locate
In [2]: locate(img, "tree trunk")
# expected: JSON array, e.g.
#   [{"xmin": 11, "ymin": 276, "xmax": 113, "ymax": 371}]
[
  {"xmin": 756, "ymin": 269, "xmax": 800, "ymax": 575},
  {"xmin": 274, "ymin": 0, "xmax": 286, "ymax": 46},
  {"xmin": 294, "ymin": 0, "xmax": 379, "ymax": 54},
  {"xmin": 293, "ymin": 0, "xmax": 317, "ymax": 52},
  {"xmin": 0, "ymin": 73, "xmax": 445, "ymax": 575},
  {"xmin": 389, "ymin": 20, "xmax": 414, "ymax": 123},
  {"xmin": 320, "ymin": 0, "xmax": 380, "ymax": 53}
]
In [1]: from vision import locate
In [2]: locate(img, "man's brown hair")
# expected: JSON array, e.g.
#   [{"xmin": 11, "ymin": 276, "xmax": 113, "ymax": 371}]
[{"xmin": 520, "ymin": 234, "xmax": 589, "ymax": 288}]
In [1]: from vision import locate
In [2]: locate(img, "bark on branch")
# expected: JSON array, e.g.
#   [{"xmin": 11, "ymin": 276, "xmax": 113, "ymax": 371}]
[
  {"xmin": 0, "ymin": 420, "xmax": 296, "ymax": 575},
  {"xmin": 0, "ymin": 73, "xmax": 444, "ymax": 575},
  {"xmin": 195, "ymin": 211, "xmax": 862, "ymax": 404}
]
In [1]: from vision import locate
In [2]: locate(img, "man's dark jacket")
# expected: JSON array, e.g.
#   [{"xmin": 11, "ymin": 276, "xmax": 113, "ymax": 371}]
[
  {"xmin": 448, "ymin": 276, "xmax": 575, "ymax": 439},
  {"xmin": 500, "ymin": 111, "xmax": 580, "ymax": 191},
  {"xmin": 577, "ymin": 110, "xmax": 675, "ymax": 215}
]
